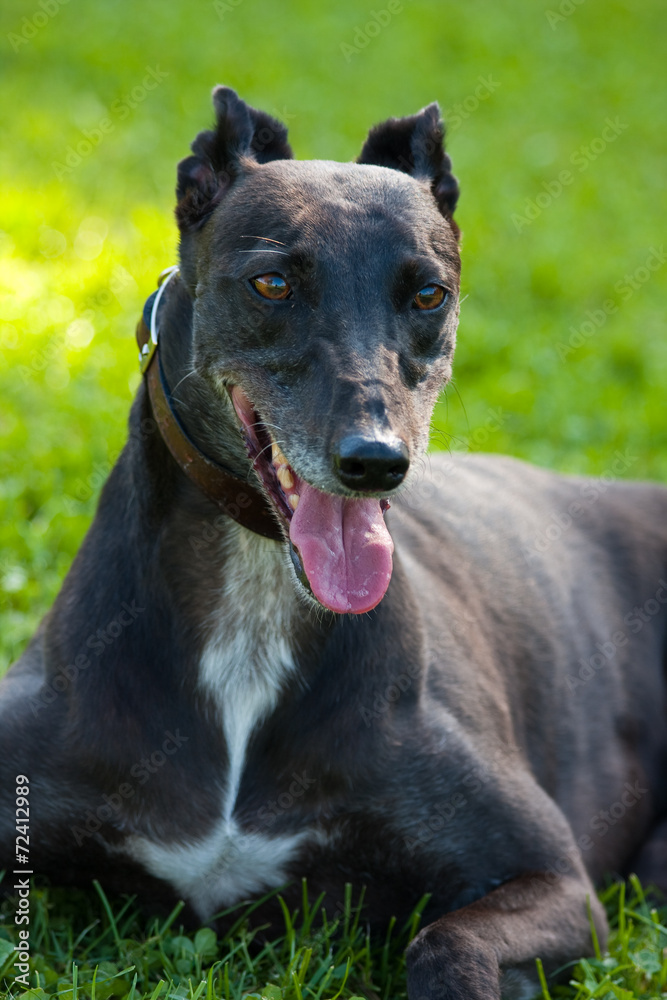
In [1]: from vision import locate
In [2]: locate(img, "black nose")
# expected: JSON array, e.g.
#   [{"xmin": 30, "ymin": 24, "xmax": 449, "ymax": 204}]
[{"xmin": 333, "ymin": 435, "xmax": 410, "ymax": 492}]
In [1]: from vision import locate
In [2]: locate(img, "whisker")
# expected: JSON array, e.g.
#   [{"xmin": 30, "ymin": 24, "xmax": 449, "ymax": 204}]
[
  {"xmin": 238, "ymin": 249, "xmax": 290, "ymax": 256},
  {"xmin": 240, "ymin": 235, "xmax": 287, "ymax": 246},
  {"xmin": 244, "ymin": 421, "xmax": 287, "ymax": 438},
  {"xmin": 255, "ymin": 420, "xmax": 285, "ymax": 435},
  {"xmin": 449, "ymin": 380, "xmax": 469, "ymax": 433},
  {"xmin": 171, "ymin": 367, "xmax": 198, "ymax": 393},
  {"xmin": 249, "ymin": 438, "xmax": 290, "ymax": 471},
  {"xmin": 243, "ymin": 418, "xmax": 287, "ymax": 439},
  {"xmin": 170, "ymin": 396, "xmax": 192, "ymax": 413}
]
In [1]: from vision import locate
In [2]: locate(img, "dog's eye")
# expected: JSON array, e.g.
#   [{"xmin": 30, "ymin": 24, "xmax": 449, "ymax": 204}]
[
  {"xmin": 250, "ymin": 273, "xmax": 292, "ymax": 300},
  {"xmin": 413, "ymin": 285, "xmax": 448, "ymax": 311}
]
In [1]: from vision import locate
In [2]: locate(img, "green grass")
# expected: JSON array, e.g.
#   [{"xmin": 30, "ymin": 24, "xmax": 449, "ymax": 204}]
[
  {"xmin": 1, "ymin": 0, "xmax": 665, "ymax": 996},
  {"xmin": 2, "ymin": 878, "xmax": 667, "ymax": 1000},
  {"xmin": 1, "ymin": 880, "xmax": 419, "ymax": 1000}
]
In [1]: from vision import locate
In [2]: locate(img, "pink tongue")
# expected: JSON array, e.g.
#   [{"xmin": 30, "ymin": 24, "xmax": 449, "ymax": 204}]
[{"xmin": 289, "ymin": 483, "xmax": 394, "ymax": 614}]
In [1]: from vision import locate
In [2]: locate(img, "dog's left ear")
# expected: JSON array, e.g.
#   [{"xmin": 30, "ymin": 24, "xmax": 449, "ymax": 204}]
[
  {"xmin": 357, "ymin": 103, "xmax": 459, "ymax": 223},
  {"xmin": 176, "ymin": 86, "xmax": 293, "ymax": 231}
]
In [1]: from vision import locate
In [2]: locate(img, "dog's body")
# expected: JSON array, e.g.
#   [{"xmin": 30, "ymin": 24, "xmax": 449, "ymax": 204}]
[{"xmin": 2, "ymin": 88, "xmax": 667, "ymax": 999}]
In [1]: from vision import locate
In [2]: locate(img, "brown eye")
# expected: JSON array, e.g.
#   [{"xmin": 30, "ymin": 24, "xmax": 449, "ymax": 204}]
[
  {"xmin": 250, "ymin": 273, "xmax": 291, "ymax": 300},
  {"xmin": 413, "ymin": 284, "xmax": 447, "ymax": 310}
]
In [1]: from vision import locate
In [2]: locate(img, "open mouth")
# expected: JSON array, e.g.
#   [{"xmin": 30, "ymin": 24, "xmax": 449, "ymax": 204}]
[{"xmin": 230, "ymin": 385, "xmax": 394, "ymax": 615}]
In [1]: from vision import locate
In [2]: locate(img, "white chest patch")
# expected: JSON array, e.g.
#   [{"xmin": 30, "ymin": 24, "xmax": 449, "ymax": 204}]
[
  {"xmin": 199, "ymin": 526, "xmax": 302, "ymax": 820},
  {"xmin": 118, "ymin": 528, "xmax": 313, "ymax": 919},
  {"xmin": 121, "ymin": 821, "xmax": 309, "ymax": 921}
]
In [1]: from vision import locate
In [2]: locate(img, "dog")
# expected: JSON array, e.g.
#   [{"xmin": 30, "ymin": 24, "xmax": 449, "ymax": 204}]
[{"xmin": 2, "ymin": 85, "xmax": 667, "ymax": 1000}]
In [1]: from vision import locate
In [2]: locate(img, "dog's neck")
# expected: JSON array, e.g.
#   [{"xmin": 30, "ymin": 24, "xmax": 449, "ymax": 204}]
[
  {"xmin": 132, "ymin": 280, "xmax": 318, "ymax": 745},
  {"xmin": 128, "ymin": 386, "xmax": 306, "ymax": 821}
]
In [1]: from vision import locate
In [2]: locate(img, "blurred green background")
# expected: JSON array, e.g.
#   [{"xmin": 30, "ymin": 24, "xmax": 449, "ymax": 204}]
[{"xmin": 1, "ymin": 0, "xmax": 665, "ymax": 669}]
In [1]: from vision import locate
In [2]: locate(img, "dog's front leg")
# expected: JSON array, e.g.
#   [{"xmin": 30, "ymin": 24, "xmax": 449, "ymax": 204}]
[{"xmin": 406, "ymin": 868, "xmax": 606, "ymax": 1000}]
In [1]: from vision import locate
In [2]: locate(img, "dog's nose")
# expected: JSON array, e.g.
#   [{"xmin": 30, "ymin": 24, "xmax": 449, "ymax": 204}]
[{"xmin": 333, "ymin": 435, "xmax": 409, "ymax": 492}]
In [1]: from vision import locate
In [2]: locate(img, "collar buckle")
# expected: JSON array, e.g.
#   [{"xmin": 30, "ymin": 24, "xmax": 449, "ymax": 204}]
[{"xmin": 138, "ymin": 265, "xmax": 180, "ymax": 374}]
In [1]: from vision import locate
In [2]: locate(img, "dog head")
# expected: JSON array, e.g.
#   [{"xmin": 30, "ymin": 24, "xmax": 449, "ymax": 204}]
[{"xmin": 173, "ymin": 86, "xmax": 461, "ymax": 615}]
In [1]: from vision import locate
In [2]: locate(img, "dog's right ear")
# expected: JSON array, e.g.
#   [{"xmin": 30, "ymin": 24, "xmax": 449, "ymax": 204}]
[
  {"xmin": 175, "ymin": 86, "xmax": 293, "ymax": 231},
  {"xmin": 357, "ymin": 103, "xmax": 459, "ymax": 223}
]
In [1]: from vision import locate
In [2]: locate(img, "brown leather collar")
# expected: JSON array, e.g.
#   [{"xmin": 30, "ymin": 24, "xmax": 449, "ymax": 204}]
[{"xmin": 135, "ymin": 268, "xmax": 283, "ymax": 541}]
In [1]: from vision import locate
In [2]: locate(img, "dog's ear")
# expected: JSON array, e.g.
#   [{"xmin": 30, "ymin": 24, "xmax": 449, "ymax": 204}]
[
  {"xmin": 176, "ymin": 86, "xmax": 293, "ymax": 231},
  {"xmin": 357, "ymin": 103, "xmax": 459, "ymax": 222}
]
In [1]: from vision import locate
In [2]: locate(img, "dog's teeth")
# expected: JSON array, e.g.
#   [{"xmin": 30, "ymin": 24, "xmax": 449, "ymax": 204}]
[
  {"xmin": 272, "ymin": 443, "xmax": 288, "ymax": 468},
  {"xmin": 277, "ymin": 466, "xmax": 295, "ymax": 490},
  {"xmin": 288, "ymin": 493, "xmax": 300, "ymax": 510}
]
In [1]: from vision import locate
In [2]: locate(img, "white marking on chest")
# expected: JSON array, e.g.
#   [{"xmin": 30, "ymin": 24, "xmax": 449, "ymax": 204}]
[
  {"xmin": 199, "ymin": 527, "xmax": 301, "ymax": 819},
  {"xmin": 121, "ymin": 822, "xmax": 309, "ymax": 920},
  {"xmin": 120, "ymin": 528, "xmax": 310, "ymax": 918}
]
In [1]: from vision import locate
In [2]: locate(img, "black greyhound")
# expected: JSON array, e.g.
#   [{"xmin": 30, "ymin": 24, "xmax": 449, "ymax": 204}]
[{"xmin": 1, "ymin": 87, "xmax": 667, "ymax": 999}]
